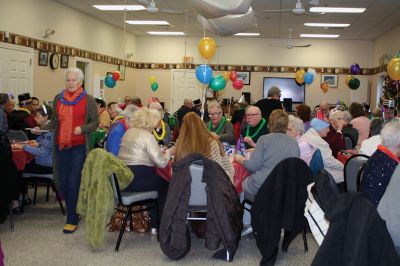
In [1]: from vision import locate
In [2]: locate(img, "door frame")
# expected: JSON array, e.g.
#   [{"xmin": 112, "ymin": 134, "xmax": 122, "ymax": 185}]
[{"xmin": 75, "ymin": 57, "xmax": 92, "ymax": 94}]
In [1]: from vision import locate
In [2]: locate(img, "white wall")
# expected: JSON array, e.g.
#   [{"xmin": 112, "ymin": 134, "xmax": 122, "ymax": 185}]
[
  {"xmin": 373, "ymin": 25, "xmax": 400, "ymax": 66},
  {"xmin": 136, "ymin": 36, "xmax": 374, "ymax": 67},
  {"xmin": 0, "ymin": 0, "xmax": 137, "ymax": 59}
]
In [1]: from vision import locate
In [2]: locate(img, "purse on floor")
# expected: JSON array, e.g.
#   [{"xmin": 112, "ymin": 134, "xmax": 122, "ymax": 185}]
[{"xmin": 108, "ymin": 205, "xmax": 151, "ymax": 233}]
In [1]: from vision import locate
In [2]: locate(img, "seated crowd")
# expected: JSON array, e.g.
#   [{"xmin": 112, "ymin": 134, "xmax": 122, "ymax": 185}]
[{"xmin": 2, "ymin": 68, "xmax": 400, "ymax": 264}]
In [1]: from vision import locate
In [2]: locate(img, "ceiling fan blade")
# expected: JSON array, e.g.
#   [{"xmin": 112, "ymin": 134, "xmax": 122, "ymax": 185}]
[
  {"xmin": 159, "ymin": 9, "xmax": 187, "ymax": 14},
  {"xmin": 292, "ymin": 44, "xmax": 312, "ymax": 48},
  {"xmin": 263, "ymin": 9, "xmax": 292, "ymax": 12}
]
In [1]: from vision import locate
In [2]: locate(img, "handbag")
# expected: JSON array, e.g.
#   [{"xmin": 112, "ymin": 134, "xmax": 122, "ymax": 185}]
[{"xmin": 108, "ymin": 205, "xmax": 151, "ymax": 233}]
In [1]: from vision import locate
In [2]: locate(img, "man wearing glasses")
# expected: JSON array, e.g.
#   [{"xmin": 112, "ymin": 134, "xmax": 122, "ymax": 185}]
[
  {"xmin": 207, "ymin": 101, "xmax": 235, "ymax": 145},
  {"xmin": 240, "ymin": 106, "xmax": 268, "ymax": 149},
  {"xmin": 255, "ymin": 86, "xmax": 283, "ymax": 123}
]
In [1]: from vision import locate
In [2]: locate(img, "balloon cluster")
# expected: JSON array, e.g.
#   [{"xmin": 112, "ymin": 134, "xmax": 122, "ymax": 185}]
[
  {"xmin": 104, "ymin": 71, "xmax": 120, "ymax": 88},
  {"xmin": 295, "ymin": 68, "xmax": 316, "ymax": 85},
  {"xmin": 345, "ymin": 63, "xmax": 361, "ymax": 90},
  {"xmin": 149, "ymin": 76, "xmax": 158, "ymax": 92}
]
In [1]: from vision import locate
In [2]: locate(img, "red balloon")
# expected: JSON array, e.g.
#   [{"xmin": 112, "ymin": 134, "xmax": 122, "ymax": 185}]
[
  {"xmin": 112, "ymin": 71, "xmax": 120, "ymax": 81},
  {"xmin": 232, "ymin": 79, "xmax": 244, "ymax": 90},
  {"xmin": 229, "ymin": 71, "xmax": 238, "ymax": 82}
]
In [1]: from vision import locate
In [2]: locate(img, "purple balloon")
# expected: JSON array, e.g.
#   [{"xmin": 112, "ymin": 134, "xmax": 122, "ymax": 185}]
[{"xmin": 350, "ymin": 63, "xmax": 361, "ymax": 75}]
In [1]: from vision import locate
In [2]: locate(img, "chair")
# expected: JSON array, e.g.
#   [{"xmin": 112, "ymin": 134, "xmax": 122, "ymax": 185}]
[
  {"xmin": 6, "ymin": 130, "xmax": 28, "ymax": 142},
  {"xmin": 309, "ymin": 149, "xmax": 324, "ymax": 177},
  {"xmin": 110, "ymin": 174, "xmax": 159, "ymax": 252},
  {"xmin": 20, "ymin": 173, "xmax": 65, "ymax": 215},
  {"xmin": 343, "ymin": 154, "xmax": 369, "ymax": 192},
  {"xmin": 344, "ymin": 136, "xmax": 354, "ymax": 150}
]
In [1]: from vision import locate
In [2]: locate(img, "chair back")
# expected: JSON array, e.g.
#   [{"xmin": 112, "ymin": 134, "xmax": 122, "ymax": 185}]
[
  {"xmin": 309, "ymin": 149, "xmax": 324, "ymax": 177},
  {"xmin": 344, "ymin": 154, "xmax": 369, "ymax": 192},
  {"xmin": 6, "ymin": 130, "xmax": 28, "ymax": 141},
  {"xmin": 344, "ymin": 136, "xmax": 354, "ymax": 149},
  {"xmin": 188, "ymin": 161, "xmax": 207, "ymax": 207},
  {"xmin": 110, "ymin": 174, "xmax": 123, "ymax": 205}
]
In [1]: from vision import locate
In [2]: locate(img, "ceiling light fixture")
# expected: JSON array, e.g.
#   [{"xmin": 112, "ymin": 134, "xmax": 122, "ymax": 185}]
[
  {"xmin": 147, "ymin": 31, "xmax": 185, "ymax": 36},
  {"xmin": 304, "ymin": 23, "xmax": 350, "ymax": 28},
  {"xmin": 93, "ymin": 5, "xmax": 146, "ymax": 11},
  {"xmin": 300, "ymin": 34, "xmax": 340, "ymax": 38},
  {"xmin": 125, "ymin": 20, "xmax": 170, "ymax": 25},
  {"xmin": 234, "ymin": 33, "xmax": 260, "ymax": 36},
  {"xmin": 310, "ymin": 7, "xmax": 366, "ymax": 13}
]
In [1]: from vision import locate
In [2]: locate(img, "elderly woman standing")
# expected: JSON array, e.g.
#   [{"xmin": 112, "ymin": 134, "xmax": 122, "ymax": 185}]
[
  {"xmin": 52, "ymin": 67, "xmax": 98, "ymax": 234},
  {"xmin": 206, "ymin": 101, "xmax": 235, "ymax": 145}
]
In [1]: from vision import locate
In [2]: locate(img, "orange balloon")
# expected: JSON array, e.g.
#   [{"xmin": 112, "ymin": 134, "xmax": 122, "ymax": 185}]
[
  {"xmin": 295, "ymin": 69, "xmax": 306, "ymax": 84},
  {"xmin": 320, "ymin": 82, "xmax": 329, "ymax": 93},
  {"xmin": 387, "ymin": 58, "xmax": 400, "ymax": 81},
  {"xmin": 223, "ymin": 71, "xmax": 230, "ymax": 81},
  {"xmin": 198, "ymin": 37, "xmax": 217, "ymax": 60},
  {"xmin": 345, "ymin": 75, "xmax": 353, "ymax": 86}
]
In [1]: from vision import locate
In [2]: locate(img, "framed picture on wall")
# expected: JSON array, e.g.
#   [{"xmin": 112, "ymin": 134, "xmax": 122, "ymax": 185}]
[
  {"xmin": 321, "ymin": 74, "xmax": 338, "ymax": 88},
  {"xmin": 38, "ymin": 51, "xmax": 48, "ymax": 66},
  {"xmin": 236, "ymin": 71, "xmax": 251, "ymax": 85},
  {"xmin": 118, "ymin": 65, "xmax": 125, "ymax": 81},
  {"xmin": 60, "ymin": 54, "xmax": 69, "ymax": 68}
]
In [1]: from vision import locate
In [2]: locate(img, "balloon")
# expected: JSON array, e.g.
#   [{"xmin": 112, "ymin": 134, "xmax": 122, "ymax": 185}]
[
  {"xmin": 112, "ymin": 71, "xmax": 120, "ymax": 81},
  {"xmin": 209, "ymin": 75, "xmax": 226, "ymax": 91},
  {"xmin": 223, "ymin": 71, "xmax": 230, "ymax": 81},
  {"xmin": 105, "ymin": 75, "xmax": 116, "ymax": 88},
  {"xmin": 149, "ymin": 76, "xmax": 156, "ymax": 84},
  {"xmin": 320, "ymin": 82, "xmax": 329, "ymax": 93},
  {"xmin": 195, "ymin": 64, "xmax": 213, "ymax": 84},
  {"xmin": 307, "ymin": 68, "xmax": 316, "ymax": 78},
  {"xmin": 229, "ymin": 71, "xmax": 238, "ymax": 82},
  {"xmin": 348, "ymin": 78, "xmax": 360, "ymax": 90},
  {"xmin": 232, "ymin": 79, "xmax": 244, "ymax": 90},
  {"xmin": 387, "ymin": 58, "xmax": 400, "ymax": 81},
  {"xmin": 198, "ymin": 37, "xmax": 217, "ymax": 60},
  {"xmin": 151, "ymin": 82, "xmax": 159, "ymax": 92},
  {"xmin": 350, "ymin": 63, "xmax": 361, "ymax": 75},
  {"xmin": 345, "ymin": 75, "xmax": 353, "ymax": 86},
  {"xmin": 304, "ymin": 72, "xmax": 314, "ymax": 85},
  {"xmin": 295, "ymin": 69, "xmax": 306, "ymax": 84}
]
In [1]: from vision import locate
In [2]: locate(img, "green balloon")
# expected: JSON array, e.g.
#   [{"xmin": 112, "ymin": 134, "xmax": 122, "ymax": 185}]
[
  {"xmin": 209, "ymin": 75, "xmax": 226, "ymax": 91},
  {"xmin": 348, "ymin": 78, "xmax": 360, "ymax": 90},
  {"xmin": 151, "ymin": 82, "xmax": 158, "ymax": 91}
]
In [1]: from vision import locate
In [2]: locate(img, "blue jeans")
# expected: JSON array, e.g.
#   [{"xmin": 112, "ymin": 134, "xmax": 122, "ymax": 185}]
[{"xmin": 56, "ymin": 144, "xmax": 86, "ymax": 225}]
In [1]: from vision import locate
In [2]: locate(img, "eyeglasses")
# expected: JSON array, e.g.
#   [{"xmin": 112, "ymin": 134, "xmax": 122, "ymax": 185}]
[
  {"xmin": 246, "ymin": 113, "xmax": 260, "ymax": 118},
  {"xmin": 209, "ymin": 112, "xmax": 222, "ymax": 117}
]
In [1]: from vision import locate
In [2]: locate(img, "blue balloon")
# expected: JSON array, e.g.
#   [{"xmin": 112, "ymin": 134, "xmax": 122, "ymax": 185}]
[
  {"xmin": 196, "ymin": 64, "xmax": 213, "ymax": 84},
  {"xmin": 105, "ymin": 75, "xmax": 116, "ymax": 88},
  {"xmin": 304, "ymin": 72, "xmax": 314, "ymax": 85}
]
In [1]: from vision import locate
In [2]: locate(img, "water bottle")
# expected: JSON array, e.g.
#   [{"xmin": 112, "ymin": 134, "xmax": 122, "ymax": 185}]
[{"xmin": 236, "ymin": 136, "xmax": 247, "ymax": 157}]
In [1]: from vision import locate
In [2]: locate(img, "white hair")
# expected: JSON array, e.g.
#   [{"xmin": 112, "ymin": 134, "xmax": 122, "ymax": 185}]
[
  {"xmin": 183, "ymin": 98, "xmax": 192, "ymax": 106},
  {"xmin": 64, "ymin": 67, "xmax": 84, "ymax": 82},
  {"xmin": 342, "ymin": 111, "xmax": 352, "ymax": 124},
  {"xmin": 207, "ymin": 100, "xmax": 222, "ymax": 112},
  {"xmin": 330, "ymin": 110, "xmax": 344, "ymax": 121},
  {"xmin": 288, "ymin": 115, "xmax": 304, "ymax": 135},
  {"xmin": 381, "ymin": 120, "xmax": 400, "ymax": 151},
  {"xmin": 110, "ymin": 103, "xmax": 123, "ymax": 115},
  {"xmin": 122, "ymin": 104, "xmax": 139, "ymax": 120}
]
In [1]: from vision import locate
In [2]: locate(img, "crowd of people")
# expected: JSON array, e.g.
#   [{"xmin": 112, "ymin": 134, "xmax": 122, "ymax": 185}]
[{"xmin": 1, "ymin": 67, "xmax": 400, "ymax": 263}]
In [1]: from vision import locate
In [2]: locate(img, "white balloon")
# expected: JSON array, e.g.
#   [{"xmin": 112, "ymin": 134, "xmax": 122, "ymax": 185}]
[{"xmin": 307, "ymin": 68, "xmax": 317, "ymax": 77}]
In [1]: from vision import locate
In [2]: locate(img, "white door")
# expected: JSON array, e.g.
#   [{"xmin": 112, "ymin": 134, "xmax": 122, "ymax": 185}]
[
  {"xmin": 0, "ymin": 43, "xmax": 33, "ymax": 98},
  {"xmin": 170, "ymin": 69, "xmax": 204, "ymax": 113}
]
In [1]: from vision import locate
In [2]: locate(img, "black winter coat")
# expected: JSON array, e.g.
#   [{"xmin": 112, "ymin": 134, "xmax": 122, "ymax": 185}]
[
  {"xmin": 251, "ymin": 157, "xmax": 313, "ymax": 265},
  {"xmin": 159, "ymin": 153, "xmax": 243, "ymax": 261},
  {"xmin": 0, "ymin": 148, "xmax": 19, "ymax": 222}
]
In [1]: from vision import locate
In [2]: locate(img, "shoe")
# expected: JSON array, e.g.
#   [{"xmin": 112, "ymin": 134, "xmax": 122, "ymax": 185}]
[
  {"xmin": 151, "ymin": 228, "xmax": 158, "ymax": 235},
  {"xmin": 63, "ymin": 224, "xmax": 78, "ymax": 234},
  {"xmin": 241, "ymin": 225, "xmax": 253, "ymax": 237}
]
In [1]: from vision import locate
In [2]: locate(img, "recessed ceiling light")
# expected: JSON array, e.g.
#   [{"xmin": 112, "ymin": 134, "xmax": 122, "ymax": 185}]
[
  {"xmin": 310, "ymin": 7, "xmax": 366, "ymax": 13},
  {"xmin": 147, "ymin": 31, "xmax": 185, "ymax": 36},
  {"xmin": 125, "ymin": 20, "xmax": 170, "ymax": 25},
  {"xmin": 304, "ymin": 23, "xmax": 350, "ymax": 28},
  {"xmin": 300, "ymin": 34, "xmax": 340, "ymax": 38},
  {"xmin": 234, "ymin": 33, "xmax": 260, "ymax": 36},
  {"xmin": 93, "ymin": 5, "xmax": 146, "ymax": 11}
]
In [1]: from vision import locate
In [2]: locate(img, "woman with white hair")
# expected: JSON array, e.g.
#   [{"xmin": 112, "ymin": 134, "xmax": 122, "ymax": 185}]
[
  {"xmin": 360, "ymin": 120, "xmax": 400, "ymax": 206},
  {"xmin": 106, "ymin": 104, "xmax": 138, "ymax": 156},
  {"xmin": 148, "ymin": 101, "xmax": 172, "ymax": 145},
  {"xmin": 118, "ymin": 108, "xmax": 173, "ymax": 233},
  {"xmin": 52, "ymin": 67, "xmax": 98, "ymax": 233}
]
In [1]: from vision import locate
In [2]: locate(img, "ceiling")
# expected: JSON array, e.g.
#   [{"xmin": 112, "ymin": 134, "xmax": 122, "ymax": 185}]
[{"xmin": 55, "ymin": 0, "xmax": 400, "ymax": 40}]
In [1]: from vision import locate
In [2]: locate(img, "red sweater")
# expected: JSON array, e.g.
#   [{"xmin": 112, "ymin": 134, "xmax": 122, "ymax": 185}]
[
  {"xmin": 324, "ymin": 125, "xmax": 345, "ymax": 158},
  {"xmin": 56, "ymin": 95, "xmax": 87, "ymax": 146}
]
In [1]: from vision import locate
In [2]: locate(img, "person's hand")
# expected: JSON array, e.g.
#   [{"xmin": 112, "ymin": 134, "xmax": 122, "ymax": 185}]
[
  {"xmin": 168, "ymin": 145, "xmax": 176, "ymax": 156},
  {"xmin": 246, "ymin": 148, "xmax": 254, "ymax": 153},
  {"xmin": 234, "ymin": 154, "xmax": 245, "ymax": 164},
  {"xmin": 210, "ymin": 132, "xmax": 220, "ymax": 139},
  {"xmin": 243, "ymin": 136, "xmax": 256, "ymax": 147},
  {"xmin": 31, "ymin": 126, "xmax": 41, "ymax": 135},
  {"xmin": 29, "ymin": 140, "xmax": 38, "ymax": 147},
  {"xmin": 73, "ymin": 126, "xmax": 82, "ymax": 135},
  {"xmin": 337, "ymin": 120, "xmax": 346, "ymax": 132},
  {"xmin": 12, "ymin": 143, "xmax": 23, "ymax": 150}
]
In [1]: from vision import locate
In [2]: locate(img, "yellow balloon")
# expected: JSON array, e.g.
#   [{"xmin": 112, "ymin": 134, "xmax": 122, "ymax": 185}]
[
  {"xmin": 223, "ymin": 72, "xmax": 230, "ymax": 81},
  {"xmin": 345, "ymin": 75, "xmax": 353, "ymax": 86},
  {"xmin": 388, "ymin": 58, "xmax": 400, "ymax": 81},
  {"xmin": 149, "ymin": 76, "xmax": 156, "ymax": 84},
  {"xmin": 198, "ymin": 37, "xmax": 217, "ymax": 60},
  {"xmin": 295, "ymin": 69, "xmax": 306, "ymax": 84}
]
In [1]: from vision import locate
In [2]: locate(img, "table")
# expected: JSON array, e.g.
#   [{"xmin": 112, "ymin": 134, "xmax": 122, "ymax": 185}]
[
  {"xmin": 156, "ymin": 161, "xmax": 172, "ymax": 182},
  {"xmin": 12, "ymin": 149, "xmax": 34, "ymax": 171},
  {"xmin": 233, "ymin": 162, "xmax": 250, "ymax": 193}
]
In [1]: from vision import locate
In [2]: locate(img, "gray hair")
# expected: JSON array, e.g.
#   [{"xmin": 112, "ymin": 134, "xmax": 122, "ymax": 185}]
[
  {"xmin": 183, "ymin": 98, "xmax": 192, "ymax": 106},
  {"xmin": 342, "ymin": 111, "xmax": 352, "ymax": 124},
  {"xmin": 64, "ymin": 67, "xmax": 84, "ymax": 82},
  {"xmin": 370, "ymin": 117, "xmax": 384, "ymax": 136},
  {"xmin": 207, "ymin": 100, "xmax": 222, "ymax": 112},
  {"xmin": 122, "ymin": 104, "xmax": 139, "ymax": 121},
  {"xmin": 330, "ymin": 110, "xmax": 344, "ymax": 121},
  {"xmin": 381, "ymin": 119, "xmax": 400, "ymax": 151},
  {"xmin": 288, "ymin": 115, "xmax": 304, "ymax": 135},
  {"xmin": 110, "ymin": 103, "xmax": 123, "ymax": 115},
  {"xmin": 268, "ymin": 86, "xmax": 281, "ymax": 97}
]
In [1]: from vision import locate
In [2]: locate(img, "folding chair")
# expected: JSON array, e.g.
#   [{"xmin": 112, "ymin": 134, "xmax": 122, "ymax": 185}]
[
  {"xmin": 6, "ymin": 130, "xmax": 28, "ymax": 142},
  {"xmin": 343, "ymin": 154, "xmax": 369, "ymax": 192}
]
